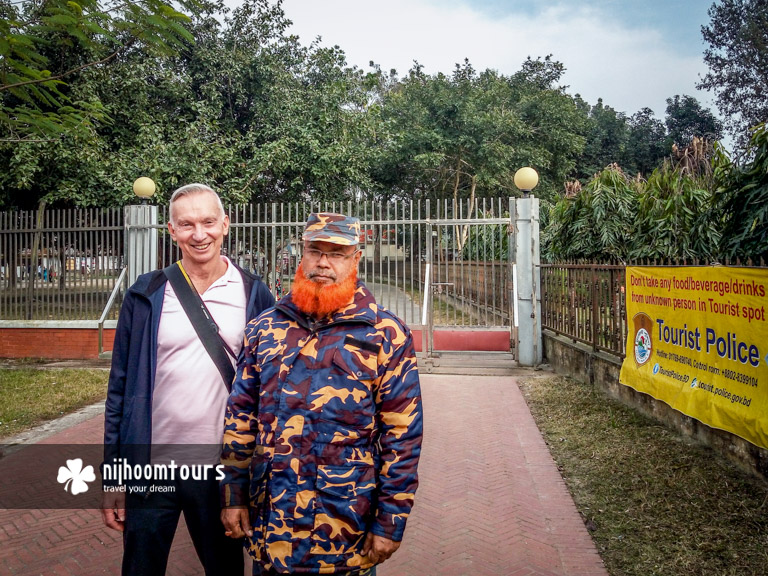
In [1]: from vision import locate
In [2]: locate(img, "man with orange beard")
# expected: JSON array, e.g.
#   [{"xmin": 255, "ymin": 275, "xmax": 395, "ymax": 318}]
[{"xmin": 220, "ymin": 213, "xmax": 423, "ymax": 575}]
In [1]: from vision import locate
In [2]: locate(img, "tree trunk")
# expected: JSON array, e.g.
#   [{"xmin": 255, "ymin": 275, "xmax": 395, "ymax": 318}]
[
  {"xmin": 26, "ymin": 200, "xmax": 46, "ymax": 319},
  {"xmin": 459, "ymin": 177, "xmax": 477, "ymax": 253}
]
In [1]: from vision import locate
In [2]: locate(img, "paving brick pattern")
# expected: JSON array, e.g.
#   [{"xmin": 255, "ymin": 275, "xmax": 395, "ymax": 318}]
[
  {"xmin": 379, "ymin": 374, "xmax": 607, "ymax": 576},
  {"xmin": 0, "ymin": 373, "xmax": 607, "ymax": 576}
]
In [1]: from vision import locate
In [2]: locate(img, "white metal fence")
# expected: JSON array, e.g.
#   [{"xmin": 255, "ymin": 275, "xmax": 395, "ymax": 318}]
[
  {"xmin": 0, "ymin": 207, "xmax": 123, "ymax": 320},
  {"xmin": 1, "ymin": 199, "xmax": 514, "ymax": 333}
]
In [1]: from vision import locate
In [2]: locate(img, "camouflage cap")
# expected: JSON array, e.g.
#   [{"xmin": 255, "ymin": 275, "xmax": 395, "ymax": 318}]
[{"xmin": 302, "ymin": 212, "xmax": 361, "ymax": 246}]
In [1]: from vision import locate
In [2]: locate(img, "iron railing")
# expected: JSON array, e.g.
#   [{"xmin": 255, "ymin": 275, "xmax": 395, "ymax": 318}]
[
  {"xmin": 541, "ymin": 263, "xmax": 628, "ymax": 357},
  {"xmin": 541, "ymin": 260, "xmax": 768, "ymax": 359}
]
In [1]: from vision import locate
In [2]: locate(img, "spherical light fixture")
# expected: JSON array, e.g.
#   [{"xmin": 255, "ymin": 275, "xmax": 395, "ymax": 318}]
[
  {"xmin": 513, "ymin": 167, "xmax": 539, "ymax": 198},
  {"xmin": 132, "ymin": 177, "xmax": 156, "ymax": 202}
]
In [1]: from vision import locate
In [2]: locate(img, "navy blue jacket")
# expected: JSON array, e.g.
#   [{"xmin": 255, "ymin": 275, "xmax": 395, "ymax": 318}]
[{"xmin": 103, "ymin": 264, "xmax": 275, "ymax": 453}]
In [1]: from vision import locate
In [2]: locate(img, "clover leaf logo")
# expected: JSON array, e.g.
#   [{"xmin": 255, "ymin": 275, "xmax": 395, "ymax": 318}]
[{"xmin": 57, "ymin": 458, "xmax": 95, "ymax": 495}]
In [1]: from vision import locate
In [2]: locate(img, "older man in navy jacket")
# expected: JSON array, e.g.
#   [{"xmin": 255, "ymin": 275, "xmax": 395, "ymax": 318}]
[{"xmin": 102, "ymin": 183, "xmax": 274, "ymax": 575}]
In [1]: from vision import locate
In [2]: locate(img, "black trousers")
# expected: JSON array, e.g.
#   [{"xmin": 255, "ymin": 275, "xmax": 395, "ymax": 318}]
[{"xmin": 122, "ymin": 475, "xmax": 244, "ymax": 576}]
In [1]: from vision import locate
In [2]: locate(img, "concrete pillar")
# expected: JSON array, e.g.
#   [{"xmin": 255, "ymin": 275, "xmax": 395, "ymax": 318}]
[
  {"xmin": 513, "ymin": 196, "xmax": 542, "ymax": 366},
  {"xmin": 124, "ymin": 204, "xmax": 158, "ymax": 287}
]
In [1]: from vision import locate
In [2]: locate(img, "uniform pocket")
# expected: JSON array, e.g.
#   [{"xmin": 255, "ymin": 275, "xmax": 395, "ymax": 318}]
[
  {"xmin": 310, "ymin": 463, "xmax": 376, "ymax": 555},
  {"xmin": 331, "ymin": 344, "xmax": 378, "ymax": 382},
  {"xmin": 308, "ymin": 348, "xmax": 377, "ymax": 431}
]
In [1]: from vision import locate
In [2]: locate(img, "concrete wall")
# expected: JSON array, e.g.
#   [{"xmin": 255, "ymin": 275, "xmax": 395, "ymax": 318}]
[
  {"xmin": 0, "ymin": 322, "xmax": 115, "ymax": 360},
  {"xmin": 0, "ymin": 324, "xmax": 511, "ymax": 360},
  {"xmin": 543, "ymin": 330, "xmax": 768, "ymax": 482}
]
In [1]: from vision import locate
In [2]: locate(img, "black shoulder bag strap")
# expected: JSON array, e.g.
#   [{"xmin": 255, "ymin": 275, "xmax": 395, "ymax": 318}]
[{"xmin": 164, "ymin": 261, "xmax": 236, "ymax": 392}]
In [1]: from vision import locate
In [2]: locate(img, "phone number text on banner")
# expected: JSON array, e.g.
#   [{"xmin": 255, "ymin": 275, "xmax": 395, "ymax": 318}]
[{"xmin": 619, "ymin": 266, "xmax": 768, "ymax": 449}]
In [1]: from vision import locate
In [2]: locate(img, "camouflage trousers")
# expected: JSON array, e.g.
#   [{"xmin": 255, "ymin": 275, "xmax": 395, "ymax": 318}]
[{"xmin": 254, "ymin": 567, "xmax": 376, "ymax": 576}]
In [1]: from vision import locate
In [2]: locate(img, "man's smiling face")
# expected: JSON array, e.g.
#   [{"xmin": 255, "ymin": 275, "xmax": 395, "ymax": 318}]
[{"xmin": 167, "ymin": 191, "xmax": 229, "ymax": 269}]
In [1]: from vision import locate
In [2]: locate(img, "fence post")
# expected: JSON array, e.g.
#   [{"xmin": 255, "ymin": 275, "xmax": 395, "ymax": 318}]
[
  {"xmin": 124, "ymin": 204, "xmax": 158, "ymax": 286},
  {"xmin": 592, "ymin": 266, "xmax": 599, "ymax": 351},
  {"xmin": 508, "ymin": 197, "xmax": 517, "ymax": 358},
  {"xmin": 423, "ymin": 199, "xmax": 434, "ymax": 359},
  {"xmin": 270, "ymin": 203, "xmax": 277, "ymax": 297},
  {"xmin": 514, "ymin": 195, "xmax": 542, "ymax": 366}
]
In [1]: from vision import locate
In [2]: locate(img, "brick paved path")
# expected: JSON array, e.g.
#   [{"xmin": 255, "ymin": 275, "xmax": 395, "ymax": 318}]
[{"xmin": 0, "ymin": 373, "xmax": 608, "ymax": 576}]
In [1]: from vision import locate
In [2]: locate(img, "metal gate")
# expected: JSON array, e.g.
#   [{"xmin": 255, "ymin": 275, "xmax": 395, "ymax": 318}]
[
  {"xmin": 418, "ymin": 201, "xmax": 514, "ymax": 357},
  {"xmin": 223, "ymin": 198, "xmax": 515, "ymax": 356}
]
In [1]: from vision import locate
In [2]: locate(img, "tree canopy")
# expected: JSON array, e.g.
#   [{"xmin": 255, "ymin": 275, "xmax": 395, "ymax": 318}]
[
  {"xmin": 664, "ymin": 95, "xmax": 723, "ymax": 148},
  {"xmin": 710, "ymin": 123, "xmax": 768, "ymax": 261},
  {"xmin": 370, "ymin": 57, "xmax": 586, "ymax": 205},
  {"xmin": 543, "ymin": 126, "xmax": 768, "ymax": 263},
  {"xmin": 0, "ymin": 0, "xmax": 730, "ymax": 210},
  {"xmin": 699, "ymin": 0, "xmax": 768, "ymax": 152},
  {"xmin": 0, "ymin": 0, "xmax": 202, "ymax": 142}
]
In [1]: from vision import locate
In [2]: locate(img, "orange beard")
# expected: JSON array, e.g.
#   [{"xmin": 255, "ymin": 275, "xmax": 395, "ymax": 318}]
[{"xmin": 291, "ymin": 265, "xmax": 357, "ymax": 319}]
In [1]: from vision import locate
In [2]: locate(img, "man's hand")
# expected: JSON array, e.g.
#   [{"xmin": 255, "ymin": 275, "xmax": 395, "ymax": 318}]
[
  {"xmin": 101, "ymin": 491, "xmax": 126, "ymax": 532},
  {"xmin": 361, "ymin": 533, "xmax": 400, "ymax": 565},
  {"xmin": 221, "ymin": 506, "xmax": 252, "ymax": 539}
]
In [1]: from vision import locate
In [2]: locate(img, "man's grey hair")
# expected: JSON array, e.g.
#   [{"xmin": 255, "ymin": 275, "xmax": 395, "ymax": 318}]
[{"xmin": 169, "ymin": 183, "xmax": 225, "ymax": 223}]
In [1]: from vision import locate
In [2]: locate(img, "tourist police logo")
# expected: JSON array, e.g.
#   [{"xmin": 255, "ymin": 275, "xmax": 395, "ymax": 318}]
[{"xmin": 633, "ymin": 312, "xmax": 654, "ymax": 367}]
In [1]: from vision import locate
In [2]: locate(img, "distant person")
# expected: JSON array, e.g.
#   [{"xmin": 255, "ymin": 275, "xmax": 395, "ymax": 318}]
[
  {"xmin": 101, "ymin": 183, "xmax": 275, "ymax": 575},
  {"xmin": 220, "ymin": 212, "xmax": 423, "ymax": 575}
]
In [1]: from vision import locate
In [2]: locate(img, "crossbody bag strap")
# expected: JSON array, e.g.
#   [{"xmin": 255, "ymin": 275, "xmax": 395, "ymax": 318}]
[{"xmin": 164, "ymin": 261, "xmax": 235, "ymax": 392}]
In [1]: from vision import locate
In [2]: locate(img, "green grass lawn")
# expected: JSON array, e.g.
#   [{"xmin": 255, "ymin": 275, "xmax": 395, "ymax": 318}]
[
  {"xmin": 0, "ymin": 368, "xmax": 108, "ymax": 439},
  {"xmin": 519, "ymin": 372, "xmax": 768, "ymax": 576}
]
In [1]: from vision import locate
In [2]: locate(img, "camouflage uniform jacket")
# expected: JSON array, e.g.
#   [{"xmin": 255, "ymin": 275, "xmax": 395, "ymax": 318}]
[{"xmin": 221, "ymin": 280, "xmax": 423, "ymax": 574}]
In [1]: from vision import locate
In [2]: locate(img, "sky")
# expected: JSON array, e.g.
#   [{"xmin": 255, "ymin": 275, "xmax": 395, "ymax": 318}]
[{"xmin": 279, "ymin": 0, "xmax": 716, "ymax": 121}]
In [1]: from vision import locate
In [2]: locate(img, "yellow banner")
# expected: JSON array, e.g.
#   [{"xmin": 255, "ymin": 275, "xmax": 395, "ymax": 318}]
[{"xmin": 619, "ymin": 266, "xmax": 768, "ymax": 449}]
